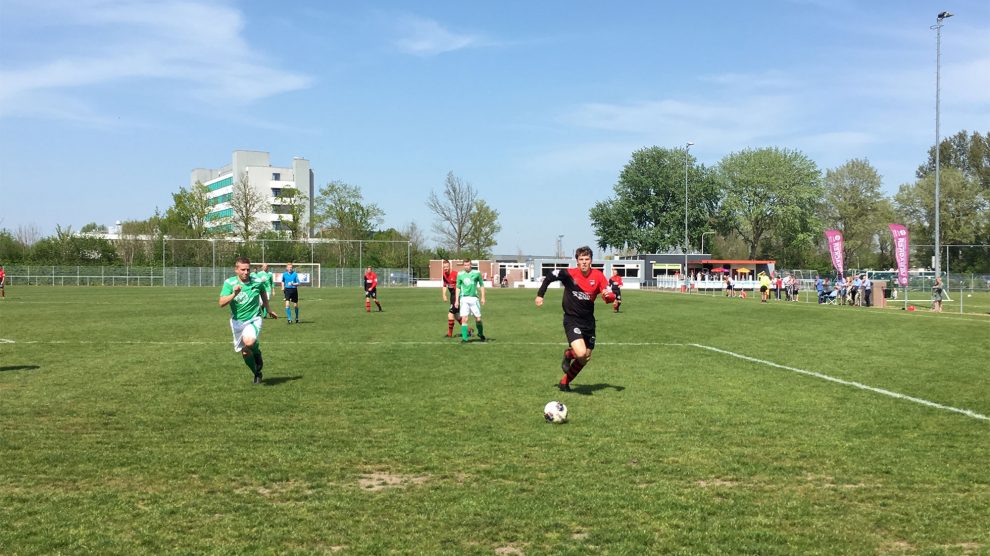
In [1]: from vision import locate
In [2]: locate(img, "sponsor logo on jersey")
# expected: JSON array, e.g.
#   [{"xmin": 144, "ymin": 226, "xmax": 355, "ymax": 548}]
[{"xmin": 571, "ymin": 291, "xmax": 590, "ymax": 301}]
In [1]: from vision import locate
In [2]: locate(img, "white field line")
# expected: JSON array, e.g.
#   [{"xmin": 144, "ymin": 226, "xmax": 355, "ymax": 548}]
[
  {"xmin": 690, "ymin": 343, "xmax": 989, "ymax": 422},
  {"xmin": 0, "ymin": 339, "xmax": 684, "ymax": 347}
]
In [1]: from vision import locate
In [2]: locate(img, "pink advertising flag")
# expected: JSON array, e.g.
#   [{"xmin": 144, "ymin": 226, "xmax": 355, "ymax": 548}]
[
  {"xmin": 825, "ymin": 229, "xmax": 844, "ymax": 276},
  {"xmin": 888, "ymin": 224, "xmax": 910, "ymax": 287}
]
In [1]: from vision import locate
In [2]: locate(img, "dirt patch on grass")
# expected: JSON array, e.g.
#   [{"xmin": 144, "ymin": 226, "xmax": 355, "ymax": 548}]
[
  {"xmin": 495, "ymin": 543, "xmax": 525, "ymax": 555},
  {"xmin": 695, "ymin": 478, "xmax": 738, "ymax": 488},
  {"xmin": 358, "ymin": 471, "xmax": 429, "ymax": 492}
]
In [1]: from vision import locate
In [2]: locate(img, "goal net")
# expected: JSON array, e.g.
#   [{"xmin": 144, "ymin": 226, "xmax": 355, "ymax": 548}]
[{"xmin": 265, "ymin": 263, "xmax": 321, "ymax": 289}]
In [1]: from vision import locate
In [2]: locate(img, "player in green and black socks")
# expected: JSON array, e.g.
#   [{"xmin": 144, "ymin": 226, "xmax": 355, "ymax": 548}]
[
  {"xmin": 455, "ymin": 260, "xmax": 487, "ymax": 342},
  {"xmin": 220, "ymin": 257, "xmax": 278, "ymax": 384},
  {"xmin": 252, "ymin": 263, "xmax": 274, "ymax": 317}
]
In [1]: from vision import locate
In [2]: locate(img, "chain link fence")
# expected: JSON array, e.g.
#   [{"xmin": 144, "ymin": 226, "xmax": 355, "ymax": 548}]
[{"xmin": 0, "ymin": 265, "xmax": 417, "ymax": 288}]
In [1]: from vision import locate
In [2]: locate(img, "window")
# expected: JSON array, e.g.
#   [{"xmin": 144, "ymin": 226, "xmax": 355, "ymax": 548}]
[
  {"xmin": 272, "ymin": 172, "xmax": 281, "ymax": 181},
  {"xmin": 271, "ymin": 188, "xmax": 282, "ymax": 198},
  {"xmin": 611, "ymin": 263, "xmax": 640, "ymax": 278}
]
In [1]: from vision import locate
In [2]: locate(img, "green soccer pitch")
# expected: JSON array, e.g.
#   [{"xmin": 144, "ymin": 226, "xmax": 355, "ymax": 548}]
[{"xmin": 1, "ymin": 287, "xmax": 988, "ymax": 554}]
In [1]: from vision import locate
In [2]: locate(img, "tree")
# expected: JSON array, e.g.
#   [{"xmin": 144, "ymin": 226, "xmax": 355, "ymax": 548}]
[
  {"xmin": 312, "ymin": 181, "xmax": 383, "ymax": 239},
  {"xmin": 80, "ymin": 222, "xmax": 108, "ymax": 234},
  {"xmin": 163, "ymin": 181, "xmax": 211, "ymax": 238},
  {"xmin": 276, "ymin": 186, "xmax": 309, "ymax": 239},
  {"xmin": 819, "ymin": 159, "xmax": 888, "ymax": 270},
  {"xmin": 229, "ymin": 174, "xmax": 268, "ymax": 242},
  {"xmin": 590, "ymin": 146, "xmax": 719, "ymax": 254},
  {"xmin": 916, "ymin": 130, "xmax": 990, "ymax": 190},
  {"xmin": 463, "ymin": 200, "xmax": 502, "ymax": 259},
  {"xmin": 717, "ymin": 147, "xmax": 823, "ymax": 260},
  {"xmin": 427, "ymin": 172, "xmax": 477, "ymax": 255},
  {"xmin": 895, "ymin": 167, "xmax": 989, "ymax": 271},
  {"xmin": 312, "ymin": 180, "xmax": 384, "ymax": 267}
]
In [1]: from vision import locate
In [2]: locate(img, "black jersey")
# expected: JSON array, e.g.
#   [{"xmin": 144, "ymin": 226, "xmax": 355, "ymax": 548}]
[{"xmin": 538, "ymin": 267, "xmax": 612, "ymax": 322}]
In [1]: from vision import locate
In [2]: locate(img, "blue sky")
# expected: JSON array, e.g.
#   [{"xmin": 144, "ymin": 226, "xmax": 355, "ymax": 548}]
[{"xmin": 1, "ymin": 0, "xmax": 987, "ymax": 256}]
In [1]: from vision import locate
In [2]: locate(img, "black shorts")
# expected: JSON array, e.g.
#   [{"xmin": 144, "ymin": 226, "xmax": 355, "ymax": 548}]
[
  {"xmin": 611, "ymin": 286, "xmax": 621, "ymax": 301},
  {"xmin": 447, "ymin": 287, "xmax": 457, "ymax": 314},
  {"xmin": 563, "ymin": 315, "xmax": 596, "ymax": 350},
  {"xmin": 365, "ymin": 287, "xmax": 378, "ymax": 299},
  {"xmin": 760, "ymin": 285, "xmax": 768, "ymax": 292},
  {"xmin": 284, "ymin": 288, "xmax": 298, "ymax": 303}
]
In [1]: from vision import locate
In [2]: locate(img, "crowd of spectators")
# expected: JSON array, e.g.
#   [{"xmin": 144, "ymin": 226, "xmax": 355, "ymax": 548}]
[{"xmin": 816, "ymin": 274, "xmax": 874, "ymax": 306}]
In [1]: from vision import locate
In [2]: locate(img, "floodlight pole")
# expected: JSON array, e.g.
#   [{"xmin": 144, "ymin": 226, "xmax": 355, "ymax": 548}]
[
  {"xmin": 701, "ymin": 231, "xmax": 714, "ymax": 257},
  {"xmin": 684, "ymin": 142, "xmax": 694, "ymax": 282},
  {"xmin": 932, "ymin": 11, "xmax": 953, "ymax": 279}
]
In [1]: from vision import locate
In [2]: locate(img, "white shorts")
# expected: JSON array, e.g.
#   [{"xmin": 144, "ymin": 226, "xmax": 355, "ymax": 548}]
[
  {"xmin": 230, "ymin": 316, "xmax": 262, "ymax": 352},
  {"xmin": 459, "ymin": 296, "xmax": 481, "ymax": 319}
]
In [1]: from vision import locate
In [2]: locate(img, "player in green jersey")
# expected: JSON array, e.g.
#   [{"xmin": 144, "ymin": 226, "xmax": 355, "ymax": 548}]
[
  {"xmin": 252, "ymin": 263, "xmax": 275, "ymax": 317},
  {"xmin": 454, "ymin": 259, "xmax": 487, "ymax": 342},
  {"xmin": 220, "ymin": 257, "xmax": 278, "ymax": 384}
]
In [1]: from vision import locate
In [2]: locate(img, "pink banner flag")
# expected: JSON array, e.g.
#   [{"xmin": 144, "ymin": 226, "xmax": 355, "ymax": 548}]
[
  {"xmin": 825, "ymin": 229, "xmax": 844, "ymax": 276},
  {"xmin": 888, "ymin": 223, "xmax": 910, "ymax": 287}
]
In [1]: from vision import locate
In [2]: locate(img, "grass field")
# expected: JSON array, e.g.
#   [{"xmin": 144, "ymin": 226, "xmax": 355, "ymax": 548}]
[{"xmin": 1, "ymin": 286, "xmax": 989, "ymax": 555}]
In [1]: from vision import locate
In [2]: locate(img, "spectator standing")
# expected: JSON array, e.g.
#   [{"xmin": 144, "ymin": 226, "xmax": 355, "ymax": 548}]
[{"xmin": 862, "ymin": 275, "xmax": 873, "ymax": 307}]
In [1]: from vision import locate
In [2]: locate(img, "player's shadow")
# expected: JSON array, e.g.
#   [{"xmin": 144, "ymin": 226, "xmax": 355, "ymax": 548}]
[
  {"xmin": 570, "ymin": 383, "xmax": 625, "ymax": 396},
  {"xmin": 0, "ymin": 365, "xmax": 40, "ymax": 372},
  {"xmin": 261, "ymin": 375, "xmax": 303, "ymax": 386}
]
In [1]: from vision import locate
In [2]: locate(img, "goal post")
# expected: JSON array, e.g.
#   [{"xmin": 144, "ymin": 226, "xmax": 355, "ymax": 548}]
[{"xmin": 265, "ymin": 263, "xmax": 321, "ymax": 289}]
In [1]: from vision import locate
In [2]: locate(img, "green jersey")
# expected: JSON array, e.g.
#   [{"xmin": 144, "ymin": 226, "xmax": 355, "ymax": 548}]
[
  {"xmin": 457, "ymin": 269, "xmax": 484, "ymax": 298},
  {"xmin": 252, "ymin": 270, "xmax": 274, "ymax": 293},
  {"xmin": 221, "ymin": 275, "xmax": 266, "ymax": 321}
]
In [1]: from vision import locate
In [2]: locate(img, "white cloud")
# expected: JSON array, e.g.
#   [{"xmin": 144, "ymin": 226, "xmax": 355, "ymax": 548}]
[
  {"xmin": 0, "ymin": 0, "xmax": 312, "ymax": 120},
  {"xmin": 393, "ymin": 15, "xmax": 484, "ymax": 56}
]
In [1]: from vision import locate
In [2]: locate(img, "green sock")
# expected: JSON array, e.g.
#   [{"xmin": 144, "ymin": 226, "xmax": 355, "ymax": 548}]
[
  {"xmin": 476, "ymin": 322, "xmax": 484, "ymax": 337},
  {"xmin": 243, "ymin": 353, "xmax": 258, "ymax": 374},
  {"xmin": 461, "ymin": 323, "xmax": 469, "ymax": 340}
]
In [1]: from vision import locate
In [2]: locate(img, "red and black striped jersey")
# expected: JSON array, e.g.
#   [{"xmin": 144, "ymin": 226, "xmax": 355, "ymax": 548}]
[
  {"xmin": 442, "ymin": 269, "xmax": 458, "ymax": 288},
  {"xmin": 538, "ymin": 267, "xmax": 614, "ymax": 321}
]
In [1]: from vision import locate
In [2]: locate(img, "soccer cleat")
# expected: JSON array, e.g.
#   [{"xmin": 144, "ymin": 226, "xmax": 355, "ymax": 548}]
[
  {"xmin": 253, "ymin": 373, "xmax": 263, "ymax": 385},
  {"xmin": 558, "ymin": 382, "xmax": 572, "ymax": 392},
  {"xmin": 478, "ymin": 335, "xmax": 487, "ymax": 342},
  {"xmin": 561, "ymin": 354, "xmax": 573, "ymax": 374},
  {"xmin": 461, "ymin": 339, "xmax": 469, "ymax": 344}
]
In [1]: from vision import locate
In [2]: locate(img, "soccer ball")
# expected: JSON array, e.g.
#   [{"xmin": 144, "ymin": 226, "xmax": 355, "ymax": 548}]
[{"xmin": 544, "ymin": 401, "xmax": 568, "ymax": 423}]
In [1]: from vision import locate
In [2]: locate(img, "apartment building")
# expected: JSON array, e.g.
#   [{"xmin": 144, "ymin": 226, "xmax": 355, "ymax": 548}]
[{"xmin": 192, "ymin": 150, "xmax": 314, "ymax": 236}]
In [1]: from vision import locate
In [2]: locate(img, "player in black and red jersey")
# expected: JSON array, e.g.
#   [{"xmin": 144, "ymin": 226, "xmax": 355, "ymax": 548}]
[
  {"xmin": 609, "ymin": 271, "xmax": 623, "ymax": 313},
  {"xmin": 440, "ymin": 259, "xmax": 460, "ymax": 337},
  {"xmin": 535, "ymin": 246, "xmax": 616, "ymax": 392}
]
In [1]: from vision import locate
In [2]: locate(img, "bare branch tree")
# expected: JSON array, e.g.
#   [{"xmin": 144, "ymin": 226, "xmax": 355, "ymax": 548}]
[
  {"xmin": 230, "ymin": 173, "xmax": 268, "ymax": 242},
  {"xmin": 427, "ymin": 171, "xmax": 477, "ymax": 255}
]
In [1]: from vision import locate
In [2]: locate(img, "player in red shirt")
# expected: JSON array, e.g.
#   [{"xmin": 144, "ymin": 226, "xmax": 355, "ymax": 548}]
[
  {"xmin": 0, "ymin": 265, "xmax": 6, "ymax": 298},
  {"xmin": 535, "ymin": 246, "xmax": 616, "ymax": 392},
  {"xmin": 364, "ymin": 266, "xmax": 383, "ymax": 312},
  {"xmin": 609, "ymin": 271, "xmax": 623, "ymax": 313},
  {"xmin": 440, "ymin": 259, "xmax": 461, "ymax": 337}
]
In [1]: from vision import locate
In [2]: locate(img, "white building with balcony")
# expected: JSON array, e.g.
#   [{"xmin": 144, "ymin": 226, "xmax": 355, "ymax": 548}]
[{"xmin": 193, "ymin": 150, "xmax": 314, "ymax": 237}]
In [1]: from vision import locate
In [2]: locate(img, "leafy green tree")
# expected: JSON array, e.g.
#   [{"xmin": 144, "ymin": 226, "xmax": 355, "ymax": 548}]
[
  {"xmin": 463, "ymin": 200, "xmax": 501, "ymax": 259},
  {"xmin": 819, "ymin": 159, "xmax": 889, "ymax": 269},
  {"xmin": 162, "ymin": 181, "xmax": 211, "ymax": 238},
  {"xmin": 79, "ymin": 222, "xmax": 108, "ymax": 234},
  {"xmin": 590, "ymin": 146, "xmax": 719, "ymax": 254},
  {"xmin": 313, "ymin": 181, "xmax": 383, "ymax": 240},
  {"xmin": 312, "ymin": 180, "xmax": 384, "ymax": 267},
  {"xmin": 717, "ymin": 147, "xmax": 823, "ymax": 260},
  {"xmin": 895, "ymin": 167, "xmax": 989, "ymax": 272},
  {"xmin": 0, "ymin": 229, "xmax": 28, "ymax": 263},
  {"xmin": 917, "ymin": 130, "xmax": 990, "ymax": 190}
]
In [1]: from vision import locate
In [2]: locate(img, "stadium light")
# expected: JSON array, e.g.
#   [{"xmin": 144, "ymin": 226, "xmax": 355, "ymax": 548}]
[
  {"xmin": 684, "ymin": 142, "xmax": 694, "ymax": 280},
  {"xmin": 701, "ymin": 231, "xmax": 715, "ymax": 257},
  {"xmin": 932, "ymin": 10, "xmax": 953, "ymax": 278}
]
